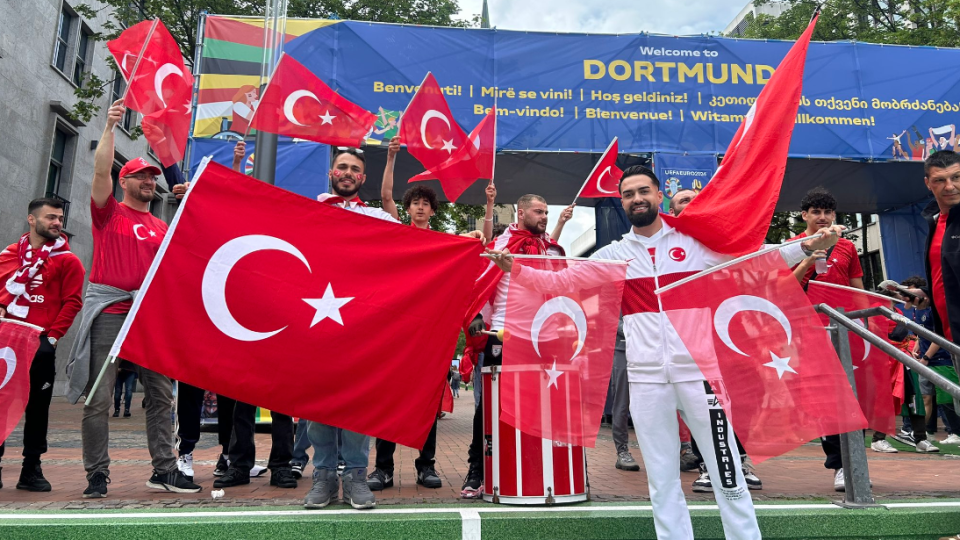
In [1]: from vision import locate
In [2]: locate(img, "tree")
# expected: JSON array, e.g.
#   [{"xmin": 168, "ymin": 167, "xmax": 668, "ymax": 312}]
[{"xmin": 742, "ymin": 0, "xmax": 960, "ymax": 46}]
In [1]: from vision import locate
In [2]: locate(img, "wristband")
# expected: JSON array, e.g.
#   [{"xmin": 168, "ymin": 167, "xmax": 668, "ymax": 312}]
[
  {"xmin": 484, "ymin": 217, "xmax": 493, "ymax": 222},
  {"xmin": 922, "ymin": 355, "xmax": 932, "ymax": 362}
]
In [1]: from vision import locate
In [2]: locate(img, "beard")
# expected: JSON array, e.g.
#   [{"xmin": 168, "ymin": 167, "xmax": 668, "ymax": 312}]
[
  {"xmin": 35, "ymin": 223, "xmax": 60, "ymax": 240},
  {"xmin": 331, "ymin": 177, "xmax": 361, "ymax": 198},
  {"xmin": 627, "ymin": 204, "xmax": 659, "ymax": 228},
  {"xmin": 129, "ymin": 188, "xmax": 154, "ymax": 203}
]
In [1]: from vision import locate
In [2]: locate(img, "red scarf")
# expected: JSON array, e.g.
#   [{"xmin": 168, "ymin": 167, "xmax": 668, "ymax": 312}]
[{"xmin": 3, "ymin": 233, "xmax": 70, "ymax": 318}]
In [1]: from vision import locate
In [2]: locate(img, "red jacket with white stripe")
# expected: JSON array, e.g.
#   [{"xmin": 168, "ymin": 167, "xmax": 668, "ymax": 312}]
[{"xmin": 592, "ymin": 222, "xmax": 805, "ymax": 383}]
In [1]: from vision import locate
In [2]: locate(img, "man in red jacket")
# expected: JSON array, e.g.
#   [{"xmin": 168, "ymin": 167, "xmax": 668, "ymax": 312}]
[{"xmin": 0, "ymin": 197, "xmax": 84, "ymax": 491}]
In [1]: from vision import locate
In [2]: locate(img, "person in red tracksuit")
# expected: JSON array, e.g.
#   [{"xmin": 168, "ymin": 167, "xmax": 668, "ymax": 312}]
[{"xmin": 0, "ymin": 197, "xmax": 84, "ymax": 492}]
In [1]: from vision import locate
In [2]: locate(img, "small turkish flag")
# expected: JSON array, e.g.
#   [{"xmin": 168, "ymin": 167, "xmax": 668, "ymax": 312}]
[
  {"xmin": 250, "ymin": 54, "xmax": 377, "ymax": 147},
  {"xmin": 110, "ymin": 161, "xmax": 484, "ymax": 448},
  {"xmin": 0, "ymin": 319, "xmax": 42, "ymax": 444},
  {"xmin": 806, "ymin": 281, "xmax": 897, "ymax": 435},
  {"xmin": 140, "ymin": 83, "xmax": 192, "ymax": 166},
  {"xmin": 107, "ymin": 19, "xmax": 194, "ymax": 117},
  {"xmin": 408, "ymin": 106, "xmax": 497, "ymax": 202},
  {"xmin": 659, "ymin": 249, "xmax": 866, "ymax": 462},
  {"xmin": 664, "ymin": 14, "xmax": 818, "ymax": 256},
  {"xmin": 400, "ymin": 73, "xmax": 470, "ymax": 172},
  {"xmin": 500, "ymin": 258, "xmax": 628, "ymax": 447},
  {"xmin": 575, "ymin": 137, "xmax": 623, "ymax": 199}
]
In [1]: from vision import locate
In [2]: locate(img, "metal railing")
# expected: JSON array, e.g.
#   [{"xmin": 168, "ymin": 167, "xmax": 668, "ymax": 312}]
[{"xmin": 815, "ymin": 304, "xmax": 960, "ymax": 508}]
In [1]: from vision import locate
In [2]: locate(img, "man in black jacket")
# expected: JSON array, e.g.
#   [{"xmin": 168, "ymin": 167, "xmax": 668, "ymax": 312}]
[{"xmin": 904, "ymin": 151, "xmax": 960, "ymax": 373}]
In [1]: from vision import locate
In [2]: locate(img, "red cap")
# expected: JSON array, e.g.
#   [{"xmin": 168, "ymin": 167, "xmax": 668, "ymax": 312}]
[{"xmin": 119, "ymin": 157, "xmax": 162, "ymax": 179}]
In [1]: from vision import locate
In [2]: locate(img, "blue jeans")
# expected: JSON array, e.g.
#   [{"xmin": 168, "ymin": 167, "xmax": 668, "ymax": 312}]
[
  {"xmin": 113, "ymin": 370, "xmax": 137, "ymax": 412},
  {"xmin": 307, "ymin": 421, "xmax": 369, "ymax": 471},
  {"xmin": 292, "ymin": 418, "xmax": 311, "ymax": 466}
]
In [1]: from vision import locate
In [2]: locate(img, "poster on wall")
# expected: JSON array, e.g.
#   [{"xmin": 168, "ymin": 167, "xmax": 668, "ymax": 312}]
[{"xmin": 654, "ymin": 153, "xmax": 718, "ymax": 214}]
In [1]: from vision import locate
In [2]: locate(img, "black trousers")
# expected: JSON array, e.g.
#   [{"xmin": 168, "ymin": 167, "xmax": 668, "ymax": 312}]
[
  {"xmin": 176, "ymin": 382, "xmax": 205, "ymax": 456},
  {"xmin": 225, "ymin": 400, "xmax": 294, "ymax": 472},
  {"xmin": 375, "ymin": 417, "xmax": 438, "ymax": 472},
  {"xmin": 468, "ymin": 336, "xmax": 502, "ymax": 471},
  {"xmin": 0, "ymin": 338, "xmax": 57, "ymax": 466},
  {"xmin": 216, "ymin": 394, "xmax": 236, "ymax": 455}
]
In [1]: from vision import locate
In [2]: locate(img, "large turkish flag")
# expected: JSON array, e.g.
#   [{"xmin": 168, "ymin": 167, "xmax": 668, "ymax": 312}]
[
  {"xmin": 110, "ymin": 161, "xmax": 484, "ymax": 448},
  {"xmin": 500, "ymin": 258, "xmax": 628, "ymax": 447},
  {"xmin": 0, "ymin": 319, "xmax": 42, "ymax": 444},
  {"xmin": 400, "ymin": 72, "xmax": 469, "ymax": 172},
  {"xmin": 659, "ymin": 250, "xmax": 867, "ymax": 462},
  {"xmin": 806, "ymin": 281, "xmax": 897, "ymax": 435},
  {"xmin": 250, "ymin": 54, "xmax": 377, "ymax": 147},
  {"xmin": 108, "ymin": 19, "xmax": 193, "ymax": 117}
]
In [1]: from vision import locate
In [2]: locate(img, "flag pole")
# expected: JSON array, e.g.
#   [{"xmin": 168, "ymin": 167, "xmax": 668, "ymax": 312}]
[
  {"xmin": 114, "ymin": 18, "xmax": 160, "ymax": 132},
  {"xmin": 490, "ymin": 94, "xmax": 498, "ymax": 186},
  {"xmin": 571, "ymin": 136, "xmax": 617, "ymax": 205},
  {"xmin": 87, "ymin": 355, "xmax": 117, "ymax": 400},
  {"xmin": 653, "ymin": 233, "xmax": 824, "ymax": 296},
  {"xmin": 398, "ymin": 72, "xmax": 432, "ymax": 134}
]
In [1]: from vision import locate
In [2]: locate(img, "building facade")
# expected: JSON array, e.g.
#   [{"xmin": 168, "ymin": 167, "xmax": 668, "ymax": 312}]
[
  {"xmin": 0, "ymin": 0, "xmax": 168, "ymax": 394},
  {"xmin": 722, "ymin": 1, "xmax": 789, "ymax": 37}
]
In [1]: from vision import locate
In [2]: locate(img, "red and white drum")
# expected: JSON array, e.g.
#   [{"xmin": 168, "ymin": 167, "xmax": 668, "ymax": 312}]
[{"xmin": 481, "ymin": 366, "xmax": 588, "ymax": 505}]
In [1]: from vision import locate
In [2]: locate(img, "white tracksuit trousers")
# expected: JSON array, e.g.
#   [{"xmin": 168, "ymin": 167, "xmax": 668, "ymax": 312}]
[{"xmin": 629, "ymin": 380, "xmax": 761, "ymax": 540}]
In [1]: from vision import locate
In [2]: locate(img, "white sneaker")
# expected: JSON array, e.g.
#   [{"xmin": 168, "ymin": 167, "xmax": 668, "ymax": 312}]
[
  {"xmin": 833, "ymin": 469, "xmax": 845, "ymax": 492},
  {"xmin": 941, "ymin": 434, "xmax": 960, "ymax": 445},
  {"xmin": 177, "ymin": 453, "xmax": 195, "ymax": 480},
  {"xmin": 870, "ymin": 440, "xmax": 898, "ymax": 453},
  {"xmin": 916, "ymin": 440, "xmax": 940, "ymax": 453}
]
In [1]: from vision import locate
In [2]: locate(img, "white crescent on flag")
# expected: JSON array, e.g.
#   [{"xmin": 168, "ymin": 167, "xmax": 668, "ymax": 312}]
[
  {"xmin": 531, "ymin": 296, "xmax": 587, "ymax": 362},
  {"xmin": 596, "ymin": 166, "xmax": 617, "ymax": 194},
  {"xmin": 420, "ymin": 110, "xmax": 451, "ymax": 149},
  {"xmin": 713, "ymin": 294, "xmax": 792, "ymax": 356},
  {"xmin": 283, "ymin": 90, "xmax": 323, "ymax": 127},
  {"xmin": 0, "ymin": 347, "xmax": 16, "ymax": 391},
  {"xmin": 154, "ymin": 63, "xmax": 184, "ymax": 108}
]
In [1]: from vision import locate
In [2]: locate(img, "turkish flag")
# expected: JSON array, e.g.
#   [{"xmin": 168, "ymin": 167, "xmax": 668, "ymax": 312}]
[
  {"xmin": 250, "ymin": 54, "xmax": 377, "ymax": 147},
  {"xmin": 408, "ymin": 106, "xmax": 497, "ymax": 203},
  {"xmin": 575, "ymin": 137, "xmax": 623, "ymax": 199},
  {"xmin": 400, "ymin": 73, "xmax": 469, "ymax": 172},
  {"xmin": 500, "ymin": 258, "xmax": 628, "ymax": 447},
  {"xmin": 140, "ymin": 83, "xmax": 192, "ymax": 166},
  {"xmin": 659, "ymin": 249, "xmax": 867, "ymax": 462},
  {"xmin": 0, "ymin": 319, "xmax": 42, "ymax": 444},
  {"xmin": 107, "ymin": 19, "xmax": 194, "ymax": 117},
  {"xmin": 664, "ymin": 15, "xmax": 818, "ymax": 256},
  {"xmin": 806, "ymin": 281, "xmax": 897, "ymax": 435},
  {"xmin": 109, "ymin": 161, "xmax": 484, "ymax": 448}
]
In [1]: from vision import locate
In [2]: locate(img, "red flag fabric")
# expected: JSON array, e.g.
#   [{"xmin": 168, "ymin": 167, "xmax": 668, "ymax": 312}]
[
  {"xmin": 441, "ymin": 383, "xmax": 454, "ymax": 414},
  {"xmin": 659, "ymin": 249, "xmax": 867, "ymax": 462},
  {"xmin": 500, "ymin": 258, "xmax": 628, "ymax": 447},
  {"xmin": 108, "ymin": 20, "xmax": 193, "ymax": 117},
  {"xmin": 111, "ymin": 161, "xmax": 483, "ymax": 449},
  {"xmin": 806, "ymin": 281, "xmax": 897, "ymax": 435},
  {"xmin": 408, "ymin": 107, "xmax": 497, "ymax": 203},
  {"xmin": 400, "ymin": 73, "xmax": 469, "ymax": 172},
  {"xmin": 0, "ymin": 320, "xmax": 42, "ymax": 444},
  {"xmin": 664, "ymin": 15, "xmax": 818, "ymax": 256},
  {"xmin": 107, "ymin": 19, "xmax": 194, "ymax": 166},
  {"xmin": 575, "ymin": 137, "xmax": 623, "ymax": 199},
  {"xmin": 250, "ymin": 54, "xmax": 377, "ymax": 147}
]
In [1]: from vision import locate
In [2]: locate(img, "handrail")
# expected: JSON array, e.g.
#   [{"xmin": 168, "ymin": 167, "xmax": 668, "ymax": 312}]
[
  {"xmin": 876, "ymin": 305, "xmax": 960, "ymax": 358},
  {"xmin": 816, "ymin": 304, "xmax": 960, "ymax": 401}
]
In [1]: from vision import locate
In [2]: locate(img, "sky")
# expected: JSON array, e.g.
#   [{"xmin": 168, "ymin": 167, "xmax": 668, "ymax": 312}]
[{"xmin": 454, "ymin": 0, "xmax": 749, "ymax": 253}]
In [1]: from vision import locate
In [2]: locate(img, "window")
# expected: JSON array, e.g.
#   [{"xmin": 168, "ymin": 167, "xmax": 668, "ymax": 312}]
[
  {"xmin": 53, "ymin": 7, "xmax": 73, "ymax": 72},
  {"xmin": 111, "ymin": 73, "xmax": 136, "ymax": 132},
  {"xmin": 859, "ymin": 252, "xmax": 885, "ymax": 292},
  {"xmin": 46, "ymin": 126, "xmax": 74, "ymax": 228},
  {"xmin": 73, "ymin": 27, "xmax": 91, "ymax": 86}
]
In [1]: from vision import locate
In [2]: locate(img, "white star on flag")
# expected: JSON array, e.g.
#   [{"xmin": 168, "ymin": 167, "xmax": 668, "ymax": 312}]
[
  {"xmin": 763, "ymin": 352, "xmax": 797, "ymax": 379},
  {"xmin": 319, "ymin": 110, "xmax": 336, "ymax": 125},
  {"xmin": 545, "ymin": 360, "xmax": 563, "ymax": 389},
  {"xmin": 149, "ymin": 230, "xmax": 157, "ymax": 237},
  {"xmin": 303, "ymin": 283, "xmax": 354, "ymax": 327},
  {"xmin": 441, "ymin": 138, "xmax": 456, "ymax": 154}
]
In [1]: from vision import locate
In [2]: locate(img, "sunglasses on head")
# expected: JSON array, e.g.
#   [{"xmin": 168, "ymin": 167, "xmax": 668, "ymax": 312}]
[{"xmin": 335, "ymin": 146, "xmax": 364, "ymax": 155}]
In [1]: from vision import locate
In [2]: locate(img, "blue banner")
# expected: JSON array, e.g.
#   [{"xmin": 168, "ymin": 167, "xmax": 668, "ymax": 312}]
[
  {"xmin": 654, "ymin": 153, "xmax": 718, "ymax": 213},
  {"xmin": 190, "ymin": 139, "xmax": 330, "ymax": 199},
  {"xmin": 279, "ymin": 21, "xmax": 960, "ymax": 161}
]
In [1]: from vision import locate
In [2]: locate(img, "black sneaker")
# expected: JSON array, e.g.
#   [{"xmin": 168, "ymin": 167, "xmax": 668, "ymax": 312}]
[
  {"xmin": 123, "ymin": 409, "xmax": 131, "ymax": 418},
  {"xmin": 460, "ymin": 465, "xmax": 483, "ymax": 499},
  {"xmin": 270, "ymin": 467, "xmax": 298, "ymax": 488},
  {"xmin": 17, "ymin": 464, "xmax": 52, "ymax": 492},
  {"xmin": 416, "ymin": 466, "xmax": 442, "ymax": 488},
  {"xmin": 213, "ymin": 467, "xmax": 250, "ymax": 488},
  {"xmin": 366, "ymin": 468, "xmax": 394, "ymax": 491},
  {"xmin": 147, "ymin": 469, "xmax": 202, "ymax": 493},
  {"xmin": 291, "ymin": 462, "xmax": 305, "ymax": 479},
  {"xmin": 214, "ymin": 454, "xmax": 229, "ymax": 477},
  {"xmin": 83, "ymin": 471, "xmax": 110, "ymax": 498},
  {"xmin": 113, "ymin": 409, "xmax": 120, "ymax": 418}
]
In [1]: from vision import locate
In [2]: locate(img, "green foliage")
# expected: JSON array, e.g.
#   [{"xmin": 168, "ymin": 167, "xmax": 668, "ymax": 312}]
[
  {"xmin": 69, "ymin": 72, "xmax": 109, "ymax": 124},
  {"xmin": 742, "ymin": 0, "xmax": 960, "ymax": 47},
  {"xmin": 370, "ymin": 199, "xmax": 496, "ymax": 233},
  {"xmin": 765, "ymin": 211, "xmax": 806, "ymax": 243}
]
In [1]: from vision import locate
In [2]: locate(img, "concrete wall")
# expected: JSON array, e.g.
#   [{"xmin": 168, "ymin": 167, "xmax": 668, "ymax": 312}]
[{"xmin": 0, "ymin": 0, "xmax": 163, "ymax": 394}]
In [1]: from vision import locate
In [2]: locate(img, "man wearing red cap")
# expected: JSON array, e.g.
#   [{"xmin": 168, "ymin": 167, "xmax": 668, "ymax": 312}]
[{"xmin": 65, "ymin": 99, "xmax": 200, "ymax": 498}]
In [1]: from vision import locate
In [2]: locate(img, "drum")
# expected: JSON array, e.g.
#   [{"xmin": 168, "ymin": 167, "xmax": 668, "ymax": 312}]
[{"xmin": 481, "ymin": 366, "xmax": 589, "ymax": 505}]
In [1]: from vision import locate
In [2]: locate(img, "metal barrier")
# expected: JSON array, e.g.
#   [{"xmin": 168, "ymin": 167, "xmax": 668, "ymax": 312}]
[{"xmin": 814, "ymin": 304, "xmax": 960, "ymax": 508}]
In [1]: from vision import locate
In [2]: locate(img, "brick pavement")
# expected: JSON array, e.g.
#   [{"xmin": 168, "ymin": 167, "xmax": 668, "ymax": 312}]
[{"xmin": 0, "ymin": 394, "xmax": 958, "ymax": 510}]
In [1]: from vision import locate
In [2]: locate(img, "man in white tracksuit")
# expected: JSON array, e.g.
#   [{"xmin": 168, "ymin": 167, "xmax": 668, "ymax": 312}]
[{"xmin": 488, "ymin": 165, "xmax": 842, "ymax": 539}]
